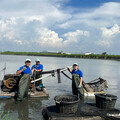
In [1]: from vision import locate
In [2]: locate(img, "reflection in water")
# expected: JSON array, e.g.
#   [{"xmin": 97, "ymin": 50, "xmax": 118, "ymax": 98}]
[
  {"xmin": 16, "ymin": 100, "xmax": 30, "ymax": 119},
  {"xmin": 0, "ymin": 55, "xmax": 120, "ymax": 119},
  {"xmin": 0, "ymin": 98, "xmax": 48, "ymax": 120}
]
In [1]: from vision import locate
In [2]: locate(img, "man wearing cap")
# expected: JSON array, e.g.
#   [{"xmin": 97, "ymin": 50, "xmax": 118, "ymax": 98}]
[
  {"xmin": 16, "ymin": 58, "xmax": 31, "ymax": 103},
  {"xmin": 31, "ymin": 59, "xmax": 43, "ymax": 89},
  {"xmin": 68, "ymin": 63, "xmax": 84, "ymax": 99}
]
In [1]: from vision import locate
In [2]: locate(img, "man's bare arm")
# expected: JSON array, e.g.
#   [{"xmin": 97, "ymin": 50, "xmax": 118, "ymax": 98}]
[
  {"xmin": 31, "ymin": 69, "xmax": 34, "ymax": 75},
  {"xmin": 68, "ymin": 67, "xmax": 72, "ymax": 73},
  {"xmin": 36, "ymin": 69, "xmax": 42, "ymax": 72},
  {"xmin": 16, "ymin": 67, "xmax": 26, "ymax": 75},
  {"xmin": 79, "ymin": 77, "xmax": 83, "ymax": 86},
  {"xmin": 16, "ymin": 69, "xmax": 23, "ymax": 75}
]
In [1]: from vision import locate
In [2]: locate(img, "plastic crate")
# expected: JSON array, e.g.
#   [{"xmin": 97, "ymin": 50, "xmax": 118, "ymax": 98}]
[
  {"xmin": 54, "ymin": 95, "xmax": 80, "ymax": 114},
  {"xmin": 95, "ymin": 94, "xmax": 117, "ymax": 109}
]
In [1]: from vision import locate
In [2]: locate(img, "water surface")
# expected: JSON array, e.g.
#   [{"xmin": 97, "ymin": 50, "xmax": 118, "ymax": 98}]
[{"xmin": 0, "ymin": 55, "xmax": 120, "ymax": 120}]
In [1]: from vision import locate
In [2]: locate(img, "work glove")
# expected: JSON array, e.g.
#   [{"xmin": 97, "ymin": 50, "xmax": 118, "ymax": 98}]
[
  {"xmin": 77, "ymin": 85, "xmax": 82, "ymax": 89},
  {"xmin": 23, "ymin": 67, "xmax": 26, "ymax": 70}
]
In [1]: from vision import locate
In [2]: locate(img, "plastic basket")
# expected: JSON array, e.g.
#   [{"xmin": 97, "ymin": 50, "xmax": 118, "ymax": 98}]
[
  {"xmin": 54, "ymin": 95, "xmax": 80, "ymax": 114},
  {"xmin": 95, "ymin": 94, "xmax": 117, "ymax": 109}
]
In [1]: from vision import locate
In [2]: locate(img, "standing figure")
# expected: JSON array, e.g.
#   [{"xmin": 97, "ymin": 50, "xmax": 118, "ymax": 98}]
[
  {"xmin": 68, "ymin": 63, "xmax": 84, "ymax": 99},
  {"xmin": 16, "ymin": 58, "xmax": 31, "ymax": 103},
  {"xmin": 31, "ymin": 59, "xmax": 43, "ymax": 89}
]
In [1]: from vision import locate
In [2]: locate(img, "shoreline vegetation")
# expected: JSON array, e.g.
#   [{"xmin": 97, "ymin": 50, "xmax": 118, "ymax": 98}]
[{"xmin": 0, "ymin": 51, "xmax": 120, "ymax": 61}]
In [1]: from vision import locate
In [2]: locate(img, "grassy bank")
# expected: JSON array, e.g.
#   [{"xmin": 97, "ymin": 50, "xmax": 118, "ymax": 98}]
[{"xmin": 0, "ymin": 51, "xmax": 120, "ymax": 61}]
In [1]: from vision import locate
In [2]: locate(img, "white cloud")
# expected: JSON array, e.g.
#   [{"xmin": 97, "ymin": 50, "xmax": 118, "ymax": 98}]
[
  {"xmin": 0, "ymin": 0, "xmax": 71, "ymax": 27},
  {"xmin": 0, "ymin": 18, "xmax": 23, "ymax": 45},
  {"xmin": 0, "ymin": 17, "xmax": 89, "ymax": 49},
  {"xmin": 14, "ymin": 40, "xmax": 23, "ymax": 45},
  {"xmin": 63, "ymin": 30, "xmax": 89, "ymax": 45},
  {"xmin": 101, "ymin": 24, "xmax": 120, "ymax": 38},
  {"xmin": 0, "ymin": 1, "xmax": 120, "ymax": 54},
  {"xmin": 58, "ymin": 2, "xmax": 120, "ymax": 29},
  {"xmin": 35, "ymin": 28, "xmax": 63, "ymax": 47},
  {"xmin": 98, "ymin": 24, "xmax": 120, "ymax": 47},
  {"xmin": 98, "ymin": 39, "xmax": 111, "ymax": 48}
]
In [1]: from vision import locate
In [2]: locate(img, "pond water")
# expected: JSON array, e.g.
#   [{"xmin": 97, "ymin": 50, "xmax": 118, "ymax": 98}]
[{"xmin": 0, "ymin": 55, "xmax": 120, "ymax": 120}]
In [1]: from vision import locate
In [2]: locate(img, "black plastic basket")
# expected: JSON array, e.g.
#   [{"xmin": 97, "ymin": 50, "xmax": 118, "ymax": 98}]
[
  {"xmin": 54, "ymin": 95, "xmax": 80, "ymax": 114},
  {"xmin": 95, "ymin": 94, "xmax": 117, "ymax": 109}
]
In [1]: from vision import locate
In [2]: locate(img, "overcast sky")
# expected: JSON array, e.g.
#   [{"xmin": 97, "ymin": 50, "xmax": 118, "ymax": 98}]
[{"xmin": 0, "ymin": 0, "xmax": 120, "ymax": 54}]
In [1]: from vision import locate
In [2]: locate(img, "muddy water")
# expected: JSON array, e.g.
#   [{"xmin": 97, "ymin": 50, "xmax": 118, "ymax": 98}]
[{"xmin": 0, "ymin": 55, "xmax": 120, "ymax": 120}]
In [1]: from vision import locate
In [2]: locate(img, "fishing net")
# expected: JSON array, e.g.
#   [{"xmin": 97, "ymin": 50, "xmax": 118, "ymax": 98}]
[{"xmin": 83, "ymin": 78, "xmax": 108, "ymax": 92}]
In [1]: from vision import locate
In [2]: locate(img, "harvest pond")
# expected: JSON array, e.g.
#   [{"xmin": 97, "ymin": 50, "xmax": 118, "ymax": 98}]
[{"xmin": 0, "ymin": 55, "xmax": 120, "ymax": 120}]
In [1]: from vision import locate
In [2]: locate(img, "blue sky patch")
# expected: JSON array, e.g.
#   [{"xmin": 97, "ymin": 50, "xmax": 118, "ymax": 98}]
[{"xmin": 63, "ymin": 0, "xmax": 120, "ymax": 8}]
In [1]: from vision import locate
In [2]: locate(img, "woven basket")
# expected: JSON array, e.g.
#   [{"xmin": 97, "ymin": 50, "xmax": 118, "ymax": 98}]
[
  {"xmin": 54, "ymin": 95, "xmax": 80, "ymax": 114},
  {"xmin": 95, "ymin": 94, "xmax": 117, "ymax": 109}
]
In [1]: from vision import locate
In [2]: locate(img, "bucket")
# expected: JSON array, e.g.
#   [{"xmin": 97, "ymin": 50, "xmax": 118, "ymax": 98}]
[
  {"xmin": 95, "ymin": 94, "xmax": 117, "ymax": 109},
  {"xmin": 54, "ymin": 95, "xmax": 80, "ymax": 114}
]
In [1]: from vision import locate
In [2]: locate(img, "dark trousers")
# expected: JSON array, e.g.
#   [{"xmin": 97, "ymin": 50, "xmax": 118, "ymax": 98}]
[
  {"xmin": 33, "ymin": 71, "xmax": 42, "ymax": 87},
  {"xmin": 72, "ymin": 81, "xmax": 84, "ymax": 99},
  {"xmin": 17, "ymin": 74, "xmax": 30, "ymax": 101},
  {"xmin": 72, "ymin": 74, "xmax": 84, "ymax": 99}
]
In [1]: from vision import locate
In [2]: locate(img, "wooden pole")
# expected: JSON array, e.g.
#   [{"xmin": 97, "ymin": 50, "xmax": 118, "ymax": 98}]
[{"xmin": 57, "ymin": 69, "xmax": 61, "ymax": 83}]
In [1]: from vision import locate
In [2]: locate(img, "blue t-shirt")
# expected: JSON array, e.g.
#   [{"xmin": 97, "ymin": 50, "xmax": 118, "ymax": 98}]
[
  {"xmin": 31, "ymin": 64, "xmax": 43, "ymax": 71},
  {"xmin": 17, "ymin": 65, "xmax": 31, "ymax": 75},
  {"xmin": 72, "ymin": 69, "xmax": 83, "ymax": 78}
]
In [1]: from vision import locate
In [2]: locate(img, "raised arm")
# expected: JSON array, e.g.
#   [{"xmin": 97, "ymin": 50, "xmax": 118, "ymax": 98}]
[
  {"xmin": 16, "ymin": 67, "xmax": 26, "ymax": 75},
  {"xmin": 16, "ymin": 69, "xmax": 23, "ymax": 75},
  {"xmin": 68, "ymin": 67, "xmax": 72, "ymax": 73}
]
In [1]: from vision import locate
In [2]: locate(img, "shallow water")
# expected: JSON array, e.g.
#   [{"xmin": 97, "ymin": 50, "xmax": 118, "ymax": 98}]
[{"xmin": 0, "ymin": 55, "xmax": 120, "ymax": 120}]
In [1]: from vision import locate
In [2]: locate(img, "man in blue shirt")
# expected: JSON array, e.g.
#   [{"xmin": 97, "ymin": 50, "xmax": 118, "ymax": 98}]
[
  {"xmin": 16, "ymin": 58, "xmax": 31, "ymax": 103},
  {"xmin": 68, "ymin": 63, "xmax": 84, "ymax": 99},
  {"xmin": 31, "ymin": 59, "xmax": 43, "ymax": 89}
]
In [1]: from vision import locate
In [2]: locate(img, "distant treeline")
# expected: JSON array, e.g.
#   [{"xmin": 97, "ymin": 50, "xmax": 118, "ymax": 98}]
[{"xmin": 0, "ymin": 51, "xmax": 120, "ymax": 61}]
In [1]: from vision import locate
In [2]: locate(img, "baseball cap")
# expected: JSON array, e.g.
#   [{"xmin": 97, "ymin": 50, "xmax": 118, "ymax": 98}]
[
  {"xmin": 73, "ymin": 63, "xmax": 78, "ymax": 66},
  {"xmin": 25, "ymin": 58, "xmax": 31, "ymax": 62},
  {"xmin": 36, "ymin": 59, "xmax": 40, "ymax": 62}
]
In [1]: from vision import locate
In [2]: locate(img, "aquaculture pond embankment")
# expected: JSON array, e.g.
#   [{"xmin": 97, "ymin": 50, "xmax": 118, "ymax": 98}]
[{"xmin": 0, "ymin": 51, "xmax": 120, "ymax": 61}]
